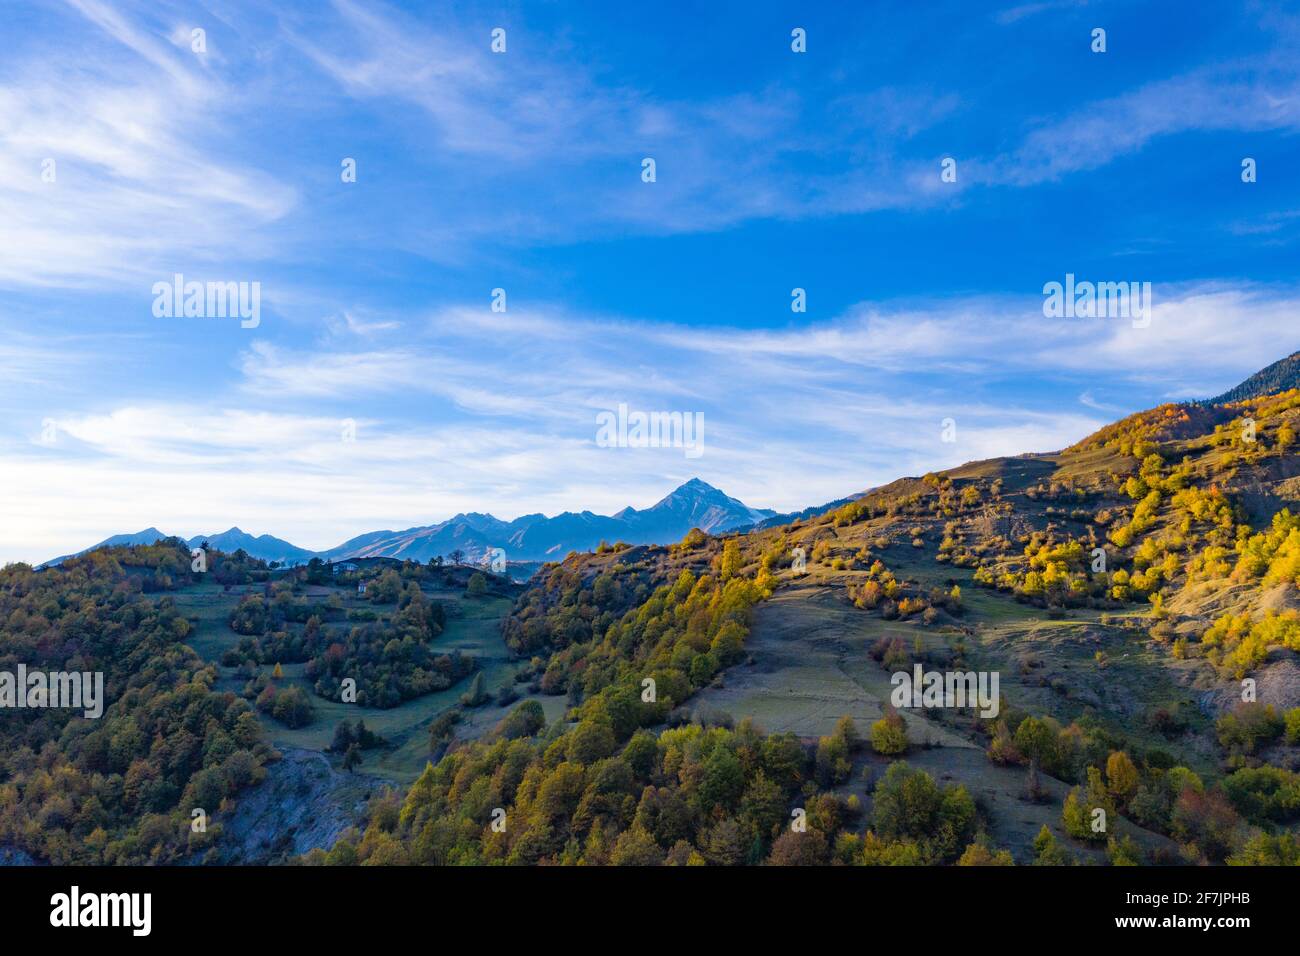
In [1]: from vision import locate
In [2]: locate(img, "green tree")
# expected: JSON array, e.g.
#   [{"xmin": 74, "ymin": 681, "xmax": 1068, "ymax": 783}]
[
  {"xmin": 1063, "ymin": 767, "xmax": 1114, "ymax": 843},
  {"xmin": 833, "ymin": 715, "xmax": 860, "ymax": 752},
  {"xmin": 739, "ymin": 770, "xmax": 786, "ymax": 841},
  {"xmin": 709, "ymin": 620, "xmax": 746, "ymax": 666},
  {"xmin": 566, "ymin": 718, "xmax": 615, "ymax": 764},
  {"xmin": 342, "ymin": 743, "xmax": 362, "ymax": 772},
  {"xmin": 767, "ymin": 829, "xmax": 830, "ymax": 866},
  {"xmin": 697, "ymin": 746, "xmax": 745, "ymax": 814},
  {"xmin": 957, "ymin": 843, "xmax": 1014, "ymax": 866},
  {"xmin": 869, "ymin": 708, "xmax": 908, "ymax": 755},
  {"xmin": 719, "ymin": 539, "xmax": 742, "ymax": 581},
  {"xmin": 1106, "ymin": 834, "xmax": 1142, "ymax": 866},
  {"xmin": 330, "ymin": 719, "xmax": 356, "ymax": 753},
  {"xmin": 1032, "ymin": 825, "xmax": 1072, "ymax": 865},
  {"xmin": 1106, "ymin": 750, "xmax": 1139, "ymax": 805},
  {"xmin": 460, "ymin": 671, "xmax": 488, "ymax": 707},
  {"xmin": 815, "ymin": 732, "xmax": 851, "ymax": 786},
  {"xmin": 1285, "ymin": 707, "xmax": 1300, "ymax": 745},
  {"xmin": 272, "ymin": 685, "xmax": 315, "ymax": 728},
  {"xmin": 1277, "ymin": 421, "xmax": 1296, "ymax": 453},
  {"xmin": 701, "ymin": 817, "xmax": 746, "ymax": 866},
  {"xmin": 872, "ymin": 762, "xmax": 974, "ymax": 862},
  {"xmin": 609, "ymin": 824, "xmax": 664, "ymax": 866},
  {"xmin": 1228, "ymin": 832, "xmax": 1300, "ymax": 865},
  {"xmin": 1013, "ymin": 716, "xmax": 1057, "ymax": 772},
  {"xmin": 495, "ymin": 700, "xmax": 546, "ymax": 740}
]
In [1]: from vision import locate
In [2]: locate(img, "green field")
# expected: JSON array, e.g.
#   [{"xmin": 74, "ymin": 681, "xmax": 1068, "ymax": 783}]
[
  {"xmin": 680, "ymin": 505, "xmax": 1219, "ymax": 863},
  {"xmin": 174, "ymin": 578, "xmax": 562, "ymax": 785}
]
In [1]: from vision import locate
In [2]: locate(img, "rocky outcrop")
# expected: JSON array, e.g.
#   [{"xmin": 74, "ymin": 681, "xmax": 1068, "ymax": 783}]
[
  {"xmin": 209, "ymin": 748, "xmax": 382, "ymax": 864},
  {"xmin": 1199, "ymin": 649, "xmax": 1300, "ymax": 716}
]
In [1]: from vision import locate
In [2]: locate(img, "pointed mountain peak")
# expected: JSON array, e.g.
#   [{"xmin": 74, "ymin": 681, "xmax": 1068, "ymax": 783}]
[
  {"xmin": 677, "ymin": 477, "xmax": 718, "ymax": 492},
  {"xmin": 653, "ymin": 477, "xmax": 726, "ymax": 507}
]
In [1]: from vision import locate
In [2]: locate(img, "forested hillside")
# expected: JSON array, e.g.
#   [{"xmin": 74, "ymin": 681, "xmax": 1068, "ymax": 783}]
[
  {"xmin": 5, "ymin": 389, "xmax": 1300, "ymax": 866},
  {"xmin": 312, "ymin": 388, "xmax": 1300, "ymax": 866},
  {"xmin": 305, "ymin": 534, "xmax": 1001, "ymax": 865},
  {"xmin": 1210, "ymin": 350, "xmax": 1300, "ymax": 404},
  {"xmin": 0, "ymin": 543, "xmax": 275, "ymax": 863}
]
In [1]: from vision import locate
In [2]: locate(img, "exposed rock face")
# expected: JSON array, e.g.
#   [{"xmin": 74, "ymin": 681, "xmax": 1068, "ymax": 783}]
[
  {"xmin": 1199, "ymin": 650, "xmax": 1300, "ymax": 717},
  {"xmin": 4, "ymin": 752, "xmax": 381, "ymax": 866},
  {"xmin": 0, "ymin": 847, "xmax": 38, "ymax": 866},
  {"xmin": 210, "ymin": 748, "xmax": 381, "ymax": 864}
]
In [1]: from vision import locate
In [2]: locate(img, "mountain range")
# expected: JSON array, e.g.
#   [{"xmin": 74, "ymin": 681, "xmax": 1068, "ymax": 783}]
[
  {"xmin": 44, "ymin": 354, "xmax": 1300, "ymax": 570},
  {"xmin": 43, "ymin": 478, "xmax": 777, "ymax": 567},
  {"xmin": 44, "ymin": 527, "xmax": 317, "ymax": 568}
]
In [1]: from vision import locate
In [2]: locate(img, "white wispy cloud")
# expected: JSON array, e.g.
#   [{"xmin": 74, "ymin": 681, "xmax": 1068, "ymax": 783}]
[
  {"xmin": 993, "ymin": 0, "xmax": 1089, "ymax": 26},
  {"xmin": 970, "ymin": 63, "xmax": 1300, "ymax": 187},
  {"xmin": 0, "ymin": 0, "xmax": 296, "ymax": 288},
  {"xmin": 4, "ymin": 0, "xmax": 1290, "ymax": 295},
  {"xmin": 5, "ymin": 0, "xmax": 1299, "ymax": 567},
  {"xmin": 10, "ymin": 277, "xmax": 1297, "ymax": 564}
]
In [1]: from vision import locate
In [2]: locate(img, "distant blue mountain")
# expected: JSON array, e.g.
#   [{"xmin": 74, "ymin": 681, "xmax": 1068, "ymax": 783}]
[
  {"xmin": 44, "ymin": 527, "xmax": 311, "ymax": 568},
  {"xmin": 185, "ymin": 528, "xmax": 316, "ymax": 566},
  {"xmin": 43, "ymin": 528, "xmax": 174, "ymax": 567},
  {"xmin": 321, "ymin": 478, "xmax": 777, "ymax": 563},
  {"xmin": 44, "ymin": 479, "xmax": 778, "ymax": 568}
]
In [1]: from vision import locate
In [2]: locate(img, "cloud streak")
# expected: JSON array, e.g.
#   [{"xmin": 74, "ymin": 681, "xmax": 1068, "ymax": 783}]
[
  {"xmin": 32, "ymin": 280, "xmax": 1300, "ymax": 562},
  {"xmin": 4, "ymin": 0, "xmax": 1299, "ymax": 567},
  {"xmin": 0, "ymin": 0, "xmax": 295, "ymax": 288}
]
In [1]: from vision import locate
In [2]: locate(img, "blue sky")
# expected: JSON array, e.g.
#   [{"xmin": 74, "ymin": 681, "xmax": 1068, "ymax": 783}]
[{"xmin": 3, "ymin": 0, "xmax": 1300, "ymax": 563}]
